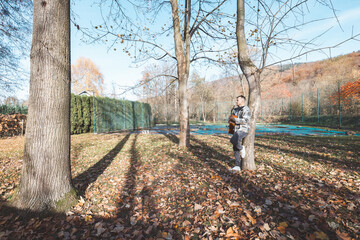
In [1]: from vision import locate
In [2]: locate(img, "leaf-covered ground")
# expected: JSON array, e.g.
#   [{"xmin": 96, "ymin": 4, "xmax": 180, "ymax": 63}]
[{"xmin": 0, "ymin": 132, "xmax": 359, "ymax": 239}]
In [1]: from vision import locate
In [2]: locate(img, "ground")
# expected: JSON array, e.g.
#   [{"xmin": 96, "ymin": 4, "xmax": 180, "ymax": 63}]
[{"xmin": 0, "ymin": 132, "xmax": 359, "ymax": 239}]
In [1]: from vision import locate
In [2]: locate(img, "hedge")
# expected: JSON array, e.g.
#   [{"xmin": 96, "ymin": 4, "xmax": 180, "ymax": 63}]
[
  {"xmin": 0, "ymin": 105, "xmax": 28, "ymax": 115},
  {"xmin": 1, "ymin": 95, "xmax": 152, "ymax": 135},
  {"xmin": 70, "ymin": 94, "xmax": 152, "ymax": 134}
]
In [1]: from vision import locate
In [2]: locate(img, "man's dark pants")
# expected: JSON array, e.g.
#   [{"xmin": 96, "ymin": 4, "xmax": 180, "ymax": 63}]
[{"xmin": 230, "ymin": 130, "xmax": 248, "ymax": 167}]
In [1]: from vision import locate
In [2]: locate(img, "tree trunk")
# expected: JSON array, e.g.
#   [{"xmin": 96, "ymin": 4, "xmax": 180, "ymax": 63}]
[
  {"xmin": 174, "ymin": 86, "xmax": 178, "ymax": 122},
  {"xmin": 12, "ymin": 0, "xmax": 76, "ymax": 212},
  {"xmin": 242, "ymin": 74, "xmax": 261, "ymax": 170},
  {"xmin": 170, "ymin": 0, "xmax": 190, "ymax": 147},
  {"xmin": 236, "ymin": 0, "xmax": 259, "ymax": 170},
  {"xmin": 178, "ymin": 76, "xmax": 189, "ymax": 147}
]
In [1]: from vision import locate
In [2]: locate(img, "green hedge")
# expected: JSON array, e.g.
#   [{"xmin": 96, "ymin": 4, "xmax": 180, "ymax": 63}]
[
  {"xmin": 0, "ymin": 105, "xmax": 28, "ymax": 115},
  {"xmin": 70, "ymin": 94, "xmax": 152, "ymax": 134}
]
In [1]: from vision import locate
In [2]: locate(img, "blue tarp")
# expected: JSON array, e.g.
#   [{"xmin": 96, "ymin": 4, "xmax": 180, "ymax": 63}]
[{"xmin": 136, "ymin": 124, "xmax": 359, "ymax": 136}]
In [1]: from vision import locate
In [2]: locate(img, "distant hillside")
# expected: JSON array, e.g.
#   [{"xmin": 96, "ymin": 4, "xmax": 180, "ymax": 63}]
[
  {"xmin": 205, "ymin": 51, "xmax": 360, "ymax": 101},
  {"xmin": 261, "ymin": 51, "xmax": 360, "ymax": 99}
]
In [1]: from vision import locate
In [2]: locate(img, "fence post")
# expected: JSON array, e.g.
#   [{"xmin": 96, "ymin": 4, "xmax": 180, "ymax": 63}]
[
  {"xmin": 317, "ymin": 88, "xmax": 319, "ymax": 123},
  {"xmin": 92, "ymin": 92, "xmax": 96, "ymax": 134},
  {"xmin": 281, "ymin": 98, "xmax": 284, "ymax": 116},
  {"xmin": 290, "ymin": 96, "xmax": 292, "ymax": 122},
  {"xmin": 338, "ymin": 81, "xmax": 341, "ymax": 128},
  {"xmin": 205, "ymin": 102, "xmax": 207, "ymax": 122},
  {"xmin": 123, "ymin": 100, "xmax": 126, "ymax": 130},
  {"xmin": 216, "ymin": 102, "xmax": 219, "ymax": 122},
  {"xmin": 301, "ymin": 94, "xmax": 304, "ymax": 122},
  {"xmin": 261, "ymin": 100, "xmax": 263, "ymax": 121},
  {"xmin": 166, "ymin": 100, "xmax": 169, "ymax": 125},
  {"xmin": 141, "ymin": 103, "xmax": 144, "ymax": 128}
]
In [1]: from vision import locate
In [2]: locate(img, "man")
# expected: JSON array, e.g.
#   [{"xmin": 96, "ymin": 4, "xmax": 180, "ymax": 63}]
[{"xmin": 228, "ymin": 95, "xmax": 251, "ymax": 171}]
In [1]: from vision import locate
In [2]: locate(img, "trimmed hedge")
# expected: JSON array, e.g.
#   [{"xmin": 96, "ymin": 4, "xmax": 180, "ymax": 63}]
[
  {"xmin": 1, "ymin": 95, "xmax": 152, "ymax": 135},
  {"xmin": 70, "ymin": 94, "xmax": 152, "ymax": 134},
  {"xmin": 0, "ymin": 105, "xmax": 28, "ymax": 115}
]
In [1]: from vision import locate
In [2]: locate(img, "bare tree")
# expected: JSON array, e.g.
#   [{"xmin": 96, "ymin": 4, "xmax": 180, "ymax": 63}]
[
  {"xmin": 236, "ymin": 0, "xmax": 360, "ymax": 170},
  {"xmin": 85, "ymin": 0, "xmax": 233, "ymax": 147},
  {"xmin": 189, "ymin": 72, "xmax": 214, "ymax": 122},
  {"xmin": 0, "ymin": 0, "xmax": 32, "ymax": 97},
  {"xmin": 12, "ymin": 0, "xmax": 76, "ymax": 212},
  {"xmin": 135, "ymin": 63, "xmax": 178, "ymax": 124},
  {"xmin": 3, "ymin": 96, "xmax": 20, "ymax": 106}
]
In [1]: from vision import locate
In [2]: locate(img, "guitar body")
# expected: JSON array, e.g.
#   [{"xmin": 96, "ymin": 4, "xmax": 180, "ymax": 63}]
[{"xmin": 228, "ymin": 114, "xmax": 237, "ymax": 134}]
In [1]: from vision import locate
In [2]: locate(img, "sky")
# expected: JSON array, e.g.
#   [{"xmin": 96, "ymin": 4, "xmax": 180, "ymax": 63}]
[{"xmin": 12, "ymin": 0, "xmax": 360, "ymax": 102}]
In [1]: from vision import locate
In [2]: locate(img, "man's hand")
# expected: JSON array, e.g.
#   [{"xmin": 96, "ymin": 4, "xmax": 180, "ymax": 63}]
[{"xmin": 229, "ymin": 116, "xmax": 236, "ymax": 123}]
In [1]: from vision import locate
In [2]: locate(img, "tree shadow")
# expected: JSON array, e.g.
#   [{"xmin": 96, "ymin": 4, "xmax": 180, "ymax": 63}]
[
  {"xmin": 162, "ymin": 133, "xmax": 353, "ymax": 239},
  {"xmin": 213, "ymin": 134, "xmax": 231, "ymax": 140},
  {"xmin": 257, "ymin": 135, "xmax": 360, "ymax": 156},
  {"xmin": 116, "ymin": 134, "xmax": 139, "ymax": 224},
  {"xmin": 73, "ymin": 133, "xmax": 131, "ymax": 196},
  {"xmin": 254, "ymin": 141, "xmax": 360, "ymax": 173},
  {"xmin": 114, "ymin": 134, "xmax": 182, "ymax": 239},
  {"xmin": 194, "ymin": 136, "xmax": 360, "ymax": 239},
  {"xmin": 1, "ymin": 133, "xmax": 358, "ymax": 239}
]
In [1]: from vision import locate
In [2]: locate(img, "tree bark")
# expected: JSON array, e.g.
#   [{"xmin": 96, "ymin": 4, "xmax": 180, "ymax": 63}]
[
  {"xmin": 170, "ymin": 0, "xmax": 190, "ymax": 147},
  {"xmin": 12, "ymin": 0, "xmax": 76, "ymax": 212},
  {"xmin": 236, "ymin": 0, "xmax": 260, "ymax": 170}
]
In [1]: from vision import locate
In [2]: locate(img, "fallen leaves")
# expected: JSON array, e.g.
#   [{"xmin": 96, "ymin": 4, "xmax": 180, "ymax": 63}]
[{"xmin": 0, "ymin": 133, "xmax": 359, "ymax": 239}]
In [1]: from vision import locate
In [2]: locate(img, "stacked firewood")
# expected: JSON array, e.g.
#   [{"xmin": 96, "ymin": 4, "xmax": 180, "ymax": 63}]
[{"xmin": 0, "ymin": 114, "xmax": 27, "ymax": 137}]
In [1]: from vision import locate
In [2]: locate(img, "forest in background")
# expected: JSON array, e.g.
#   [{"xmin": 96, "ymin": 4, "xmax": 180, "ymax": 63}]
[{"xmin": 138, "ymin": 51, "xmax": 360, "ymax": 125}]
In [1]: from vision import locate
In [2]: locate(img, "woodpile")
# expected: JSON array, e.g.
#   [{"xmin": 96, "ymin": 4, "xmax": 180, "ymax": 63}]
[{"xmin": 0, "ymin": 114, "xmax": 27, "ymax": 137}]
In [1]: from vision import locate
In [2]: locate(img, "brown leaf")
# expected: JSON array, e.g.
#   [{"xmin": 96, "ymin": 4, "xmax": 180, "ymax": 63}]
[
  {"xmin": 182, "ymin": 220, "xmax": 191, "ymax": 227},
  {"xmin": 244, "ymin": 210, "xmax": 256, "ymax": 225},
  {"xmin": 194, "ymin": 203, "xmax": 202, "ymax": 211},
  {"xmin": 336, "ymin": 230, "xmax": 352, "ymax": 240},
  {"xmin": 277, "ymin": 226, "xmax": 286, "ymax": 234},
  {"xmin": 314, "ymin": 231, "xmax": 329, "ymax": 240}
]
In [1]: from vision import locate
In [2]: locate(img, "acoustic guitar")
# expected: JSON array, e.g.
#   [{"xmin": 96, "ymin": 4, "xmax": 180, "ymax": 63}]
[{"xmin": 228, "ymin": 106, "xmax": 237, "ymax": 134}]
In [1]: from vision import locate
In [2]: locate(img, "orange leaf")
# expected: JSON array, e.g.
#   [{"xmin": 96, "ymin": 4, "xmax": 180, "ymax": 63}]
[
  {"xmin": 277, "ymin": 226, "xmax": 286, "ymax": 234},
  {"xmin": 336, "ymin": 230, "xmax": 352, "ymax": 240},
  {"xmin": 226, "ymin": 227, "xmax": 234, "ymax": 235},
  {"xmin": 84, "ymin": 215, "xmax": 92, "ymax": 222}
]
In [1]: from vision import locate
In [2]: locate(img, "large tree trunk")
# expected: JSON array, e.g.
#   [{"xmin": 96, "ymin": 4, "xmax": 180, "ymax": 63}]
[
  {"xmin": 236, "ymin": 0, "xmax": 260, "ymax": 170},
  {"xmin": 170, "ymin": 0, "xmax": 190, "ymax": 147},
  {"xmin": 12, "ymin": 0, "xmax": 76, "ymax": 212},
  {"xmin": 242, "ymin": 74, "xmax": 261, "ymax": 170}
]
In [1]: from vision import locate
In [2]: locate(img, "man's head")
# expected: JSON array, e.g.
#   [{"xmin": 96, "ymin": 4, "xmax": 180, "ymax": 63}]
[{"xmin": 236, "ymin": 95, "xmax": 246, "ymax": 107}]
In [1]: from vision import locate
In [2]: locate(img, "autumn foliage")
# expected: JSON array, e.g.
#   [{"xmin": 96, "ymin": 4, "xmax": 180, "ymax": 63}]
[
  {"xmin": 329, "ymin": 79, "xmax": 360, "ymax": 105},
  {"xmin": 71, "ymin": 57, "xmax": 104, "ymax": 96},
  {"xmin": 1, "ymin": 133, "xmax": 359, "ymax": 239}
]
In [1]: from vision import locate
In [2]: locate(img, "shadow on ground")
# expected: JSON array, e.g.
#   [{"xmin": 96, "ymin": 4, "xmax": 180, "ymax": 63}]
[{"xmin": 1, "ymin": 133, "xmax": 359, "ymax": 239}]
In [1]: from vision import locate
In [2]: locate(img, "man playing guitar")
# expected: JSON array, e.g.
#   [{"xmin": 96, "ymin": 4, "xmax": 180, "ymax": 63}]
[{"xmin": 228, "ymin": 95, "xmax": 251, "ymax": 171}]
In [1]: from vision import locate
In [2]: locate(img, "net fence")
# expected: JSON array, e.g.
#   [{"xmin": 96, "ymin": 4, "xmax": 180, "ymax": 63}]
[
  {"xmin": 95, "ymin": 97, "xmax": 152, "ymax": 133},
  {"xmin": 260, "ymin": 81, "xmax": 360, "ymax": 129},
  {"xmin": 150, "ymin": 80, "xmax": 359, "ymax": 130}
]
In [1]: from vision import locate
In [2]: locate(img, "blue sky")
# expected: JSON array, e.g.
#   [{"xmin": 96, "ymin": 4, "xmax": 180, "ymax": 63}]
[{"xmin": 14, "ymin": 0, "xmax": 360, "ymax": 101}]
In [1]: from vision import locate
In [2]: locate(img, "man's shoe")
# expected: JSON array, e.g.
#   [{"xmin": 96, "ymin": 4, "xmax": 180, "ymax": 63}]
[
  {"xmin": 241, "ymin": 146, "xmax": 246, "ymax": 158},
  {"xmin": 229, "ymin": 166, "xmax": 241, "ymax": 171}
]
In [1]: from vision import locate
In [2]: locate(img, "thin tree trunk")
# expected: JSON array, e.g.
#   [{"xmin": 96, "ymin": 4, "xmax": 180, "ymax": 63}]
[
  {"xmin": 12, "ymin": 0, "xmax": 76, "ymax": 212},
  {"xmin": 170, "ymin": 0, "xmax": 190, "ymax": 147},
  {"xmin": 236, "ymin": 0, "xmax": 259, "ymax": 170},
  {"xmin": 178, "ymin": 75, "xmax": 189, "ymax": 147},
  {"xmin": 174, "ymin": 86, "xmax": 178, "ymax": 122},
  {"xmin": 184, "ymin": 0, "xmax": 191, "ymax": 147}
]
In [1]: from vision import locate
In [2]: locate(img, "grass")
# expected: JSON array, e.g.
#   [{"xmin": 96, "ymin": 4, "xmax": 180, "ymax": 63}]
[{"xmin": 0, "ymin": 132, "xmax": 359, "ymax": 239}]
